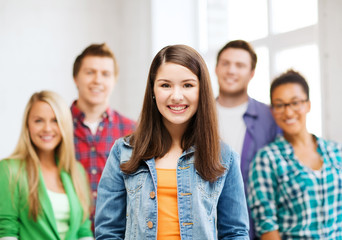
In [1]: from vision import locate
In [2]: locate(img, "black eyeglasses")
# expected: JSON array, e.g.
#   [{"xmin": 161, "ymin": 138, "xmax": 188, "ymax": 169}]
[{"xmin": 271, "ymin": 99, "xmax": 309, "ymax": 114}]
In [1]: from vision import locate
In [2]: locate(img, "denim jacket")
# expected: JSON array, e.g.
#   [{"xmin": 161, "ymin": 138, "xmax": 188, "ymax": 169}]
[{"xmin": 95, "ymin": 137, "xmax": 249, "ymax": 240}]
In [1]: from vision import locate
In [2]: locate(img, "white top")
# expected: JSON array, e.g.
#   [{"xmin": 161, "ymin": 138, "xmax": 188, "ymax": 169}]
[
  {"xmin": 216, "ymin": 102, "xmax": 248, "ymax": 164},
  {"xmin": 47, "ymin": 189, "xmax": 70, "ymax": 240},
  {"xmin": 84, "ymin": 121, "xmax": 100, "ymax": 135}
]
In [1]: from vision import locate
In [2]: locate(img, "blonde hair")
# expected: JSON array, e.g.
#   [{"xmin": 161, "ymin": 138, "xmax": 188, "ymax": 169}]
[{"xmin": 8, "ymin": 90, "xmax": 90, "ymax": 221}]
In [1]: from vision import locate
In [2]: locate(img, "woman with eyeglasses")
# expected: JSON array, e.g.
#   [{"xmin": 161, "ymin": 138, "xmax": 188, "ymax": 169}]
[{"xmin": 248, "ymin": 69, "xmax": 342, "ymax": 240}]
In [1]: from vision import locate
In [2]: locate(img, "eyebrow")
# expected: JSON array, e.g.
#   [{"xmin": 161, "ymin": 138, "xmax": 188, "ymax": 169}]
[
  {"xmin": 83, "ymin": 67, "xmax": 113, "ymax": 72},
  {"xmin": 155, "ymin": 78, "xmax": 198, "ymax": 82},
  {"xmin": 272, "ymin": 96, "xmax": 303, "ymax": 102},
  {"xmin": 219, "ymin": 59, "xmax": 246, "ymax": 64}
]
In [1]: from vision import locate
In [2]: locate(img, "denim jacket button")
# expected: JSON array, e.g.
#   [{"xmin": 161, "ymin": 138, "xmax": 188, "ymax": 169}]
[
  {"xmin": 150, "ymin": 191, "xmax": 156, "ymax": 199},
  {"xmin": 147, "ymin": 221, "xmax": 153, "ymax": 229}
]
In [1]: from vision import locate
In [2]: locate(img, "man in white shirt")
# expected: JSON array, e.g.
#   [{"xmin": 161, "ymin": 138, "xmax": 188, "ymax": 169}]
[{"xmin": 215, "ymin": 40, "xmax": 280, "ymax": 240}]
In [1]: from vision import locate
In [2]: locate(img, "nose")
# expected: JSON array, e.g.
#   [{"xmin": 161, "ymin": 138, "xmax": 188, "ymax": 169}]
[
  {"xmin": 227, "ymin": 64, "xmax": 237, "ymax": 74},
  {"xmin": 284, "ymin": 104, "xmax": 295, "ymax": 116},
  {"xmin": 93, "ymin": 72, "xmax": 102, "ymax": 83},
  {"xmin": 171, "ymin": 86, "xmax": 184, "ymax": 102},
  {"xmin": 43, "ymin": 122, "xmax": 53, "ymax": 131}
]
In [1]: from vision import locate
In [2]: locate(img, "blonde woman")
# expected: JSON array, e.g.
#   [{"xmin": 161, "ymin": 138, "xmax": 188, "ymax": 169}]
[{"xmin": 0, "ymin": 91, "xmax": 93, "ymax": 240}]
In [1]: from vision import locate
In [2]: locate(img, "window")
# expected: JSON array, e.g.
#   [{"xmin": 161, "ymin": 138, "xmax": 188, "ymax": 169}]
[
  {"xmin": 227, "ymin": 0, "xmax": 268, "ymax": 41},
  {"xmin": 271, "ymin": 0, "xmax": 318, "ymax": 34},
  {"xmin": 203, "ymin": 0, "xmax": 320, "ymax": 136}
]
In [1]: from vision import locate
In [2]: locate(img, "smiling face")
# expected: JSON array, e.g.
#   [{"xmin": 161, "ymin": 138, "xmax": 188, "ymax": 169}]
[
  {"xmin": 74, "ymin": 56, "xmax": 115, "ymax": 108},
  {"xmin": 271, "ymin": 83, "xmax": 310, "ymax": 138},
  {"xmin": 153, "ymin": 62, "xmax": 200, "ymax": 131},
  {"xmin": 28, "ymin": 101, "xmax": 62, "ymax": 158},
  {"xmin": 216, "ymin": 48, "xmax": 254, "ymax": 97}
]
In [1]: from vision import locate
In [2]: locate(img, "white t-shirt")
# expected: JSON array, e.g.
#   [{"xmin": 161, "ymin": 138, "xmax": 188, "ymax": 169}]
[
  {"xmin": 84, "ymin": 121, "xmax": 100, "ymax": 135},
  {"xmin": 216, "ymin": 102, "xmax": 248, "ymax": 163}
]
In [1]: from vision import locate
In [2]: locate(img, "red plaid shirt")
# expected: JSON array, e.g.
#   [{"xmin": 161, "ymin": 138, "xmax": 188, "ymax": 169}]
[{"xmin": 71, "ymin": 101, "xmax": 135, "ymax": 205}]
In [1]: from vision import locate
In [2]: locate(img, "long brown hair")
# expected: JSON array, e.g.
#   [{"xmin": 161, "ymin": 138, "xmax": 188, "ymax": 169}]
[
  {"xmin": 121, "ymin": 45, "xmax": 225, "ymax": 181},
  {"xmin": 7, "ymin": 91, "xmax": 90, "ymax": 221}
]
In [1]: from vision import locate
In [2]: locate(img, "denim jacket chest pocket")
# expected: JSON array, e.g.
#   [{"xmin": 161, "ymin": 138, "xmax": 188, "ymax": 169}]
[
  {"xmin": 194, "ymin": 169, "xmax": 225, "ymax": 221},
  {"xmin": 123, "ymin": 166, "xmax": 149, "ymax": 195},
  {"xmin": 119, "ymin": 143, "xmax": 150, "ymax": 195},
  {"xmin": 195, "ymin": 170, "xmax": 224, "ymax": 199}
]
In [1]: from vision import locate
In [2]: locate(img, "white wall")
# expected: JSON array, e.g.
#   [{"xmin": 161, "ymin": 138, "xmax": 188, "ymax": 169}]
[
  {"xmin": 109, "ymin": 0, "xmax": 151, "ymax": 121},
  {"xmin": 319, "ymin": 0, "xmax": 342, "ymax": 142},
  {"xmin": 151, "ymin": 0, "xmax": 199, "ymax": 54},
  {"xmin": 0, "ymin": 0, "xmax": 151, "ymax": 158}
]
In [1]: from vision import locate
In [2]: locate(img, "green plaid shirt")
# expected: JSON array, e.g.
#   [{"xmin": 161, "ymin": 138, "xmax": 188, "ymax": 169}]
[{"xmin": 248, "ymin": 135, "xmax": 342, "ymax": 239}]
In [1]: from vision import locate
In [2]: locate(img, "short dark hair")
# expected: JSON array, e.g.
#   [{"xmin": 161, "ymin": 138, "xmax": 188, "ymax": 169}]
[
  {"xmin": 216, "ymin": 40, "xmax": 257, "ymax": 70},
  {"xmin": 270, "ymin": 69, "xmax": 310, "ymax": 101},
  {"xmin": 73, "ymin": 43, "xmax": 118, "ymax": 78}
]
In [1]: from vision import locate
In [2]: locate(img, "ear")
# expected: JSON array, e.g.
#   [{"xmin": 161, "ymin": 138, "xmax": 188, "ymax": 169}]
[
  {"xmin": 111, "ymin": 76, "xmax": 117, "ymax": 87},
  {"xmin": 306, "ymin": 100, "xmax": 311, "ymax": 113},
  {"xmin": 73, "ymin": 77, "xmax": 79, "ymax": 88},
  {"xmin": 250, "ymin": 69, "xmax": 255, "ymax": 80},
  {"xmin": 270, "ymin": 105, "xmax": 276, "ymax": 119}
]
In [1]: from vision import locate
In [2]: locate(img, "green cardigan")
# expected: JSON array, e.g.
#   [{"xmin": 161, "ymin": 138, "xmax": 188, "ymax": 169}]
[{"xmin": 0, "ymin": 159, "xmax": 93, "ymax": 240}]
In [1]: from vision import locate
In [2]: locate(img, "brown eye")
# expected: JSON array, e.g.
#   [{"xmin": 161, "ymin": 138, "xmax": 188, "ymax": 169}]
[
  {"xmin": 273, "ymin": 103, "xmax": 284, "ymax": 109},
  {"xmin": 291, "ymin": 101, "xmax": 300, "ymax": 107},
  {"xmin": 103, "ymin": 71, "xmax": 111, "ymax": 77}
]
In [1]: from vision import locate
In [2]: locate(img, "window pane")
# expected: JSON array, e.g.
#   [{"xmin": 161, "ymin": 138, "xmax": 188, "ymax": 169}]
[
  {"xmin": 271, "ymin": 0, "xmax": 318, "ymax": 34},
  {"xmin": 248, "ymin": 46, "xmax": 270, "ymax": 104},
  {"xmin": 275, "ymin": 44, "xmax": 321, "ymax": 136},
  {"xmin": 227, "ymin": 0, "xmax": 268, "ymax": 41}
]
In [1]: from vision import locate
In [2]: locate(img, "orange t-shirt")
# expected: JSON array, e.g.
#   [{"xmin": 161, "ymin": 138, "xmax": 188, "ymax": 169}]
[{"xmin": 156, "ymin": 168, "xmax": 181, "ymax": 240}]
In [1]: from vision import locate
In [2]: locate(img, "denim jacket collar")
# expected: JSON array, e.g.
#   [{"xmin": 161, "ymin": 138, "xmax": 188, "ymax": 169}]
[{"xmin": 122, "ymin": 136, "xmax": 196, "ymax": 161}]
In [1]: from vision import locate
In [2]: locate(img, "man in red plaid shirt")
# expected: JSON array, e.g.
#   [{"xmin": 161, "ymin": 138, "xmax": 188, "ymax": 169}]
[{"xmin": 71, "ymin": 43, "xmax": 135, "ymax": 227}]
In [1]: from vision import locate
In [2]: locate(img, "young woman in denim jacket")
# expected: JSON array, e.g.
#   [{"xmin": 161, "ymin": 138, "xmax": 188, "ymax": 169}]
[{"xmin": 95, "ymin": 45, "xmax": 249, "ymax": 239}]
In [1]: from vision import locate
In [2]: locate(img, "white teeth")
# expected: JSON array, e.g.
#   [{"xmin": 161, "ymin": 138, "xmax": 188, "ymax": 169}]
[
  {"xmin": 285, "ymin": 118, "xmax": 296, "ymax": 124},
  {"xmin": 170, "ymin": 106, "xmax": 186, "ymax": 111},
  {"xmin": 225, "ymin": 78, "xmax": 236, "ymax": 83},
  {"xmin": 41, "ymin": 136, "xmax": 53, "ymax": 140},
  {"xmin": 90, "ymin": 88, "xmax": 102, "ymax": 93}
]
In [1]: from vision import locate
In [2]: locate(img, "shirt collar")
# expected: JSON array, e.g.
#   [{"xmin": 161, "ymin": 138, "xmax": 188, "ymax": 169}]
[
  {"xmin": 276, "ymin": 134, "xmax": 323, "ymax": 158},
  {"xmin": 71, "ymin": 100, "xmax": 112, "ymax": 122},
  {"xmin": 245, "ymin": 97, "xmax": 262, "ymax": 118}
]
